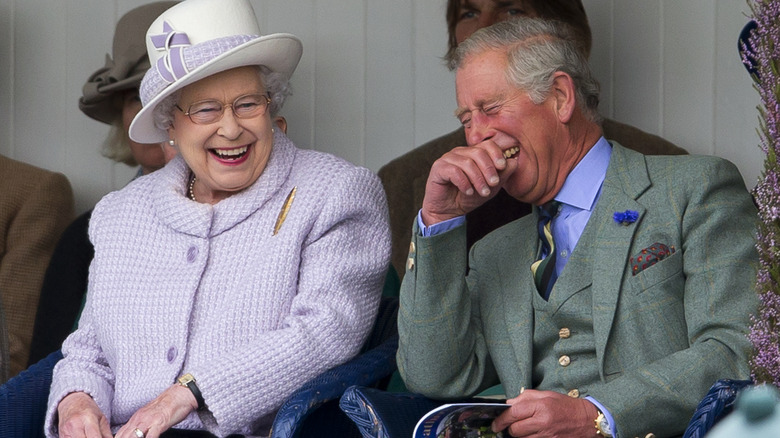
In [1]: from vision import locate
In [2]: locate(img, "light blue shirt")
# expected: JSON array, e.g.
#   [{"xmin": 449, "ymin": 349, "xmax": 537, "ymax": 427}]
[{"xmin": 545, "ymin": 136, "xmax": 612, "ymax": 277}]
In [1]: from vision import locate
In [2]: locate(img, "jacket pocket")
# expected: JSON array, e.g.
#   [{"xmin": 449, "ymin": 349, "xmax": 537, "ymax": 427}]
[{"xmin": 629, "ymin": 250, "xmax": 682, "ymax": 294}]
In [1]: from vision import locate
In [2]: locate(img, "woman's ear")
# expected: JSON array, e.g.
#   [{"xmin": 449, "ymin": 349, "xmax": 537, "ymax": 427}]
[
  {"xmin": 167, "ymin": 125, "xmax": 178, "ymax": 148},
  {"xmin": 273, "ymin": 116, "xmax": 288, "ymax": 134},
  {"xmin": 161, "ymin": 140, "xmax": 178, "ymax": 163},
  {"xmin": 550, "ymin": 71, "xmax": 576, "ymax": 124}
]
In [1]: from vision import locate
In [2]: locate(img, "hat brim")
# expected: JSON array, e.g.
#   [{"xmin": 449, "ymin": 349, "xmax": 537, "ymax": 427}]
[
  {"xmin": 79, "ymin": 71, "xmax": 147, "ymax": 125},
  {"xmin": 129, "ymin": 33, "xmax": 302, "ymax": 144}
]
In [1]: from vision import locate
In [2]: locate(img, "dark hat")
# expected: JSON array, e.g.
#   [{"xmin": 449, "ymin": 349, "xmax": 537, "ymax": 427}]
[
  {"xmin": 738, "ymin": 20, "xmax": 759, "ymax": 80},
  {"xmin": 79, "ymin": 2, "xmax": 179, "ymax": 124}
]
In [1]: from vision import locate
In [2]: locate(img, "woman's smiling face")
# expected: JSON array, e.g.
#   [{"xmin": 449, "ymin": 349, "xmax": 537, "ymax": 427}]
[{"xmin": 169, "ymin": 66, "xmax": 274, "ymax": 204}]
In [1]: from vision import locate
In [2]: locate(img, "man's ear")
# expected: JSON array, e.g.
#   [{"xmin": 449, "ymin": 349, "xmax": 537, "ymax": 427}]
[
  {"xmin": 550, "ymin": 71, "xmax": 576, "ymax": 123},
  {"xmin": 273, "ymin": 116, "xmax": 288, "ymax": 134}
]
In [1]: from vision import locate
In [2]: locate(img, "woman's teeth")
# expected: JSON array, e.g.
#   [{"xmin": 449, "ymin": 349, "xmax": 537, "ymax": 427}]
[
  {"xmin": 212, "ymin": 146, "xmax": 248, "ymax": 160},
  {"xmin": 503, "ymin": 147, "xmax": 519, "ymax": 159}
]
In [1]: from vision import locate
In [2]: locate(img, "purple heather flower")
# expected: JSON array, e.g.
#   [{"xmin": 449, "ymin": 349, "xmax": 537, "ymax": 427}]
[{"xmin": 748, "ymin": 0, "xmax": 780, "ymax": 387}]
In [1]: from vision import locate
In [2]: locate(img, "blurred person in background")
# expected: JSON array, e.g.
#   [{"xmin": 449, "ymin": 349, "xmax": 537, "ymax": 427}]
[{"xmin": 0, "ymin": 154, "xmax": 74, "ymax": 383}]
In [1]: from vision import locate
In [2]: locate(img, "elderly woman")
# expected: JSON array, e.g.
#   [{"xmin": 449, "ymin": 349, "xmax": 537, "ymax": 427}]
[{"xmin": 45, "ymin": 1, "xmax": 390, "ymax": 437}]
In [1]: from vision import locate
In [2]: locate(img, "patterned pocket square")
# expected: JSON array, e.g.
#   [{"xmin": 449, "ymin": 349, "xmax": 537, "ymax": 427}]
[{"xmin": 630, "ymin": 242, "xmax": 676, "ymax": 276}]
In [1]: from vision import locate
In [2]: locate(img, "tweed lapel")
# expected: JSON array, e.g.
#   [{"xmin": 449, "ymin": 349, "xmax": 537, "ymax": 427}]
[{"xmin": 589, "ymin": 143, "xmax": 650, "ymax": 377}]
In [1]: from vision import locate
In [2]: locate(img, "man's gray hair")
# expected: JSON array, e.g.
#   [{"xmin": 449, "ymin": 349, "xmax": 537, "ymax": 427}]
[
  {"xmin": 452, "ymin": 18, "xmax": 601, "ymax": 123},
  {"xmin": 152, "ymin": 65, "xmax": 292, "ymax": 131}
]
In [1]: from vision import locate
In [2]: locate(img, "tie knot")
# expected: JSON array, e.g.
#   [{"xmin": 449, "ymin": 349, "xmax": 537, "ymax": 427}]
[{"xmin": 539, "ymin": 200, "xmax": 561, "ymax": 221}]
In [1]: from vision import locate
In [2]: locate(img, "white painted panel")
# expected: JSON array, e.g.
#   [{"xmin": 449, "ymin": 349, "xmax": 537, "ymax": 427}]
[
  {"xmin": 582, "ymin": 0, "xmax": 614, "ymax": 118},
  {"xmin": 662, "ymin": 0, "xmax": 715, "ymax": 155},
  {"xmin": 714, "ymin": 1, "xmax": 762, "ymax": 189},
  {"xmin": 313, "ymin": 0, "xmax": 366, "ymax": 165},
  {"xmin": 14, "ymin": 0, "xmax": 68, "ymax": 169},
  {"xmin": 412, "ymin": 0, "xmax": 459, "ymax": 149},
  {"xmin": 0, "ymin": 0, "xmax": 13, "ymax": 157},
  {"xmin": 612, "ymin": 0, "xmax": 661, "ymax": 134},
  {"xmin": 365, "ymin": 0, "xmax": 414, "ymax": 172},
  {"xmin": 260, "ymin": 0, "xmax": 316, "ymax": 153}
]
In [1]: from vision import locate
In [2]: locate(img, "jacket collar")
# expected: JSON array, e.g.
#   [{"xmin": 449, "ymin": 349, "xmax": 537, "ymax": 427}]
[{"xmin": 151, "ymin": 130, "xmax": 296, "ymax": 237}]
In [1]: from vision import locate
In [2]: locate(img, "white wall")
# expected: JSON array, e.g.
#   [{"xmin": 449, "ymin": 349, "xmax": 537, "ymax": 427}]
[{"xmin": 0, "ymin": 0, "xmax": 762, "ymax": 215}]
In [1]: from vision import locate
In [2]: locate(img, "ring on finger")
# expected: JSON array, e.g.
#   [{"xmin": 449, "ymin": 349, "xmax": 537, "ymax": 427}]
[{"xmin": 134, "ymin": 428, "xmax": 145, "ymax": 438}]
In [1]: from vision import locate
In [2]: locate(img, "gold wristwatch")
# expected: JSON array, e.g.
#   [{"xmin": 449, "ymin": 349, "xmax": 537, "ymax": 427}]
[
  {"xmin": 595, "ymin": 411, "xmax": 613, "ymax": 437},
  {"xmin": 177, "ymin": 373, "xmax": 206, "ymax": 410}
]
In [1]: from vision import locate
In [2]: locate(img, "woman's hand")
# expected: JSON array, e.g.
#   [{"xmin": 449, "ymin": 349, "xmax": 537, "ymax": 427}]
[
  {"xmin": 114, "ymin": 384, "xmax": 198, "ymax": 438},
  {"xmin": 57, "ymin": 391, "xmax": 112, "ymax": 438}
]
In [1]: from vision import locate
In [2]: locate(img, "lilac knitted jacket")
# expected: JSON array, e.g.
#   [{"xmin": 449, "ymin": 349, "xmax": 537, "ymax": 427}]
[{"xmin": 45, "ymin": 132, "xmax": 390, "ymax": 437}]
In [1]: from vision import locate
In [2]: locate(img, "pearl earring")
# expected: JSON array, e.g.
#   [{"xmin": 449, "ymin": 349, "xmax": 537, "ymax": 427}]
[{"xmin": 169, "ymin": 140, "xmax": 175, "ymax": 146}]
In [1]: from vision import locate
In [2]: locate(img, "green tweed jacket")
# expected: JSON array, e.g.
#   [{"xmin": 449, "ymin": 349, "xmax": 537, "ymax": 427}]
[{"xmin": 397, "ymin": 143, "xmax": 759, "ymax": 438}]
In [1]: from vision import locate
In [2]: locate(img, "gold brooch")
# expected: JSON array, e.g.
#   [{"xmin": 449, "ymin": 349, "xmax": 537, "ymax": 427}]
[{"xmin": 273, "ymin": 186, "xmax": 297, "ymax": 235}]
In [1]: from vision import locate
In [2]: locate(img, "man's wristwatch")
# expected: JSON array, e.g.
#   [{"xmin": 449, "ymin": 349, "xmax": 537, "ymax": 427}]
[
  {"xmin": 177, "ymin": 373, "xmax": 206, "ymax": 410},
  {"xmin": 595, "ymin": 411, "xmax": 613, "ymax": 437}
]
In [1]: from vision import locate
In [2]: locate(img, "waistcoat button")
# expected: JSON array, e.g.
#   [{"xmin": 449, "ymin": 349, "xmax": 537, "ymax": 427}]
[
  {"xmin": 558, "ymin": 355, "xmax": 571, "ymax": 367},
  {"xmin": 559, "ymin": 328, "xmax": 571, "ymax": 339}
]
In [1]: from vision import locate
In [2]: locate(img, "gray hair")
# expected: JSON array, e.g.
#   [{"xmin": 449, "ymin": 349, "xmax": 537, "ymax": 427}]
[
  {"xmin": 101, "ymin": 119, "xmax": 137, "ymax": 166},
  {"xmin": 452, "ymin": 18, "xmax": 601, "ymax": 123},
  {"xmin": 152, "ymin": 65, "xmax": 292, "ymax": 131}
]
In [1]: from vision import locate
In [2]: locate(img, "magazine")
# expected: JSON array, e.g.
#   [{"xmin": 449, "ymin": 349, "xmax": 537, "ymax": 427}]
[{"xmin": 413, "ymin": 402, "xmax": 510, "ymax": 438}]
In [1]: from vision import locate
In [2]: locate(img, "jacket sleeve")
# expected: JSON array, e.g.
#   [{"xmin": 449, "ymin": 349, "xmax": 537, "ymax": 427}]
[
  {"xmin": 0, "ymin": 170, "xmax": 73, "ymax": 378},
  {"xmin": 44, "ymin": 201, "xmax": 115, "ymax": 438},
  {"xmin": 396, "ymin": 221, "xmax": 499, "ymax": 399}
]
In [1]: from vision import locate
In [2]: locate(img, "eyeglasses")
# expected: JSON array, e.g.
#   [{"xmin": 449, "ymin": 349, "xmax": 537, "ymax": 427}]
[{"xmin": 176, "ymin": 93, "xmax": 271, "ymax": 125}]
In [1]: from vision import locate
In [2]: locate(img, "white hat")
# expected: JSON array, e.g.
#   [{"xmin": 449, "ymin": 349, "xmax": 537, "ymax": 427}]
[{"xmin": 129, "ymin": 0, "xmax": 302, "ymax": 143}]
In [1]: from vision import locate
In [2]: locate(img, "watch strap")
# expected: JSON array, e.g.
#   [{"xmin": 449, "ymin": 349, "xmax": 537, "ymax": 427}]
[{"xmin": 178, "ymin": 373, "xmax": 206, "ymax": 411}]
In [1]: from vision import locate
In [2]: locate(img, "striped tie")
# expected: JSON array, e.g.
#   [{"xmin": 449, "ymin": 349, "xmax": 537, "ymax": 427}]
[{"xmin": 531, "ymin": 201, "xmax": 561, "ymax": 299}]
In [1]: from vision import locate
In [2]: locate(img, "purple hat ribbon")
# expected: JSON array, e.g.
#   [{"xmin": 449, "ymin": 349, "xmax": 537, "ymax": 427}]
[{"xmin": 151, "ymin": 21, "xmax": 191, "ymax": 83}]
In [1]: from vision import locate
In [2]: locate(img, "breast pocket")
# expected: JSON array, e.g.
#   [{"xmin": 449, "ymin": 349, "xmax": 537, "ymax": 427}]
[{"xmin": 629, "ymin": 250, "xmax": 683, "ymax": 294}]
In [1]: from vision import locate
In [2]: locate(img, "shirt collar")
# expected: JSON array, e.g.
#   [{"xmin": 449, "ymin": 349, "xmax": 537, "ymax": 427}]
[{"xmin": 554, "ymin": 136, "xmax": 612, "ymax": 211}]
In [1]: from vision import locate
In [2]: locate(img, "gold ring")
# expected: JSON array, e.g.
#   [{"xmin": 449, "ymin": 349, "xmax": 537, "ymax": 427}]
[
  {"xmin": 520, "ymin": 386, "xmax": 525, "ymax": 394},
  {"xmin": 134, "ymin": 428, "xmax": 145, "ymax": 438}
]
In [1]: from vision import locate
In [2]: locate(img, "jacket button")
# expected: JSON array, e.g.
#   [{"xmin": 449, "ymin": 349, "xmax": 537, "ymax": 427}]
[
  {"xmin": 406, "ymin": 257, "xmax": 415, "ymax": 271},
  {"xmin": 187, "ymin": 246, "xmax": 198, "ymax": 263},
  {"xmin": 567, "ymin": 389, "xmax": 580, "ymax": 398},
  {"xmin": 559, "ymin": 328, "xmax": 571, "ymax": 339},
  {"xmin": 166, "ymin": 346, "xmax": 177, "ymax": 363},
  {"xmin": 409, "ymin": 241, "xmax": 416, "ymax": 254},
  {"xmin": 558, "ymin": 355, "xmax": 571, "ymax": 367}
]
